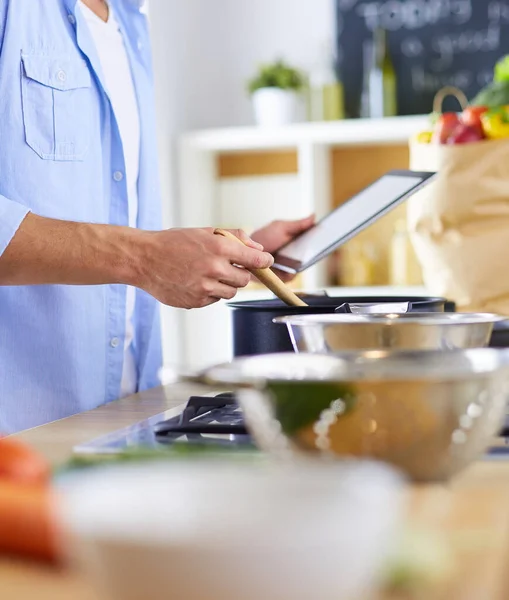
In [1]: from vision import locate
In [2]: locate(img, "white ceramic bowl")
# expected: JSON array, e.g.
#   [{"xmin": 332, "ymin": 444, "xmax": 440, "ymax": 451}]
[{"xmin": 58, "ymin": 460, "xmax": 404, "ymax": 600}]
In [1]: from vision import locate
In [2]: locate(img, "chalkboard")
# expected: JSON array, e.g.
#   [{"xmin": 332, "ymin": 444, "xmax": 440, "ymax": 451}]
[{"xmin": 335, "ymin": 0, "xmax": 509, "ymax": 117}]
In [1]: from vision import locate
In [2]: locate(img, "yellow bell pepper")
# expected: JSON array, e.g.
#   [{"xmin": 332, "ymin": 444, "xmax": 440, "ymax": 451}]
[
  {"xmin": 481, "ymin": 106, "xmax": 509, "ymax": 139},
  {"xmin": 413, "ymin": 131, "xmax": 433, "ymax": 144}
]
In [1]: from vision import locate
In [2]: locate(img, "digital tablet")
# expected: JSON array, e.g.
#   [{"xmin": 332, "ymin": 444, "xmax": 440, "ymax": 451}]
[{"xmin": 273, "ymin": 169, "xmax": 436, "ymax": 274}]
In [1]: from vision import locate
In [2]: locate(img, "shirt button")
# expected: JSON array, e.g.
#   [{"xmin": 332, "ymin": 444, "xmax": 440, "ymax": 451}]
[
  {"xmin": 137, "ymin": 39, "xmax": 144, "ymax": 50},
  {"xmin": 68, "ymin": 14, "xmax": 76, "ymax": 25},
  {"xmin": 57, "ymin": 70, "xmax": 67, "ymax": 82},
  {"xmin": 113, "ymin": 171, "xmax": 124, "ymax": 182},
  {"xmin": 110, "ymin": 337, "xmax": 120, "ymax": 348}
]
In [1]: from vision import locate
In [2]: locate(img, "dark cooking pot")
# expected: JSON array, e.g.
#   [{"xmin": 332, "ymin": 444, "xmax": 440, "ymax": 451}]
[{"xmin": 228, "ymin": 295, "xmax": 454, "ymax": 357}]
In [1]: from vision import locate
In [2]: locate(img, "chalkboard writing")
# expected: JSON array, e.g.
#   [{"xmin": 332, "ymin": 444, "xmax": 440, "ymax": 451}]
[{"xmin": 335, "ymin": 0, "xmax": 509, "ymax": 117}]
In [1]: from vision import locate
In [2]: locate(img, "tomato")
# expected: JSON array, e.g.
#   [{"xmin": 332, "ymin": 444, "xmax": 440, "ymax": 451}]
[
  {"xmin": 446, "ymin": 123, "xmax": 484, "ymax": 144},
  {"xmin": 461, "ymin": 105, "xmax": 488, "ymax": 136},
  {"xmin": 432, "ymin": 112, "xmax": 460, "ymax": 144},
  {"xmin": 0, "ymin": 437, "xmax": 51, "ymax": 486}
]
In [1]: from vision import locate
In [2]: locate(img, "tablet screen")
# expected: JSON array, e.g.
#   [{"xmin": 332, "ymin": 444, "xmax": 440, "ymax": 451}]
[{"xmin": 273, "ymin": 170, "xmax": 434, "ymax": 273}]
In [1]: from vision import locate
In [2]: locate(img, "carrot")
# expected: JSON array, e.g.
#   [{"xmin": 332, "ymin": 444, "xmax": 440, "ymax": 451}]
[
  {"xmin": 0, "ymin": 437, "xmax": 51, "ymax": 486},
  {"xmin": 0, "ymin": 480, "xmax": 60, "ymax": 563}
]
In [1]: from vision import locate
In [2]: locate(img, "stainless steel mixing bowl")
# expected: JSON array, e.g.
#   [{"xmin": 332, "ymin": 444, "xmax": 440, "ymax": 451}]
[
  {"xmin": 273, "ymin": 312, "xmax": 506, "ymax": 353},
  {"xmin": 194, "ymin": 350, "xmax": 509, "ymax": 482}
]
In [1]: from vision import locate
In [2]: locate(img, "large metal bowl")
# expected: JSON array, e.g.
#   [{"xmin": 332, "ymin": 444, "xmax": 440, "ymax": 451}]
[
  {"xmin": 196, "ymin": 350, "xmax": 509, "ymax": 482},
  {"xmin": 273, "ymin": 312, "xmax": 506, "ymax": 353}
]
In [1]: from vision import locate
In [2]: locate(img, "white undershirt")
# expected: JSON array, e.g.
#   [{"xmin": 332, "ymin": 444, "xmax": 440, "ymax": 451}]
[{"xmin": 79, "ymin": 1, "xmax": 140, "ymax": 397}]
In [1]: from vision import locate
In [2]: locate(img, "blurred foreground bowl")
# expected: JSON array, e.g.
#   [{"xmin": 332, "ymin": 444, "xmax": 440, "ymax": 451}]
[
  {"xmin": 58, "ymin": 460, "xmax": 403, "ymax": 600},
  {"xmin": 196, "ymin": 349, "xmax": 509, "ymax": 482}
]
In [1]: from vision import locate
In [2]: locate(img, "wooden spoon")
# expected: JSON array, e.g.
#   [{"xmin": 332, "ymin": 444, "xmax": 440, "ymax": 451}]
[{"xmin": 214, "ymin": 228, "xmax": 308, "ymax": 307}]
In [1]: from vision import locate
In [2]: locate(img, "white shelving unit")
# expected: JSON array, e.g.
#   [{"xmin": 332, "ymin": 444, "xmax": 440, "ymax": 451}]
[
  {"xmin": 179, "ymin": 114, "xmax": 428, "ymax": 151},
  {"xmin": 172, "ymin": 115, "xmax": 429, "ymax": 369}
]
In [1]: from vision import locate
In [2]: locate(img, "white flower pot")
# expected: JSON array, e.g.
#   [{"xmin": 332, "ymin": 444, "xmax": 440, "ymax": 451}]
[{"xmin": 251, "ymin": 88, "xmax": 304, "ymax": 127}]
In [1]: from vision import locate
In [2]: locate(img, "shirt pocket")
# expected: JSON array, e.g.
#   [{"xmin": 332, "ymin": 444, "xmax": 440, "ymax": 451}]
[{"xmin": 20, "ymin": 53, "xmax": 92, "ymax": 161}]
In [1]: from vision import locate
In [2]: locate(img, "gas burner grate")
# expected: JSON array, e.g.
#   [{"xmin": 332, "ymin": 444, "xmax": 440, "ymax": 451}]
[{"xmin": 153, "ymin": 392, "xmax": 251, "ymax": 446}]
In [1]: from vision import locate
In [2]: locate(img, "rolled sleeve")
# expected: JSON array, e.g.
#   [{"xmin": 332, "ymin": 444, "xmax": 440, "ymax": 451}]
[{"xmin": 0, "ymin": 194, "xmax": 30, "ymax": 257}]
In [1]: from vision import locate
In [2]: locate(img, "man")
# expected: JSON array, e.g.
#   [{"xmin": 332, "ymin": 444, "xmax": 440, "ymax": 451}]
[{"xmin": 0, "ymin": 0, "xmax": 313, "ymax": 433}]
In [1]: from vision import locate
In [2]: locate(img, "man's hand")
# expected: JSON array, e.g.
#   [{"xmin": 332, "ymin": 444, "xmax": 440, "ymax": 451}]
[
  {"xmin": 0, "ymin": 215, "xmax": 273, "ymax": 309},
  {"xmin": 135, "ymin": 228, "xmax": 273, "ymax": 308},
  {"xmin": 251, "ymin": 215, "xmax": 315, "ymax": 254},
  {"xmin": 250, "ymin": 215, "xmax": 315, "ymax": 281}
]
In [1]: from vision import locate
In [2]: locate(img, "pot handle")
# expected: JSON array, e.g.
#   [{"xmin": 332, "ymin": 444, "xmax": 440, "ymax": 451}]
[
  {"xmin": 335, "ymin": 303, "xmax": 353, "ymax": 314},
  {"xmin": 335, "ymin": 302, "xmax": 411, "ymax": 314}
]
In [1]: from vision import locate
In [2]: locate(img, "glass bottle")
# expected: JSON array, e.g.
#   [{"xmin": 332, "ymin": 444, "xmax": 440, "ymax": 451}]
[
  {"xmin": 360, "ymin": 28, "xmax": 397, "ymax": 118},
  {"xmin": 342, "ymin": 239, "xmax": 375, "ymax": 286},
  {"xmin": 308, "ymin": 42, "xmax": 345, "ymax": 121},
  {"xmin": 389, "ymin": 219, "xmax": 408, "ymax": 286}
]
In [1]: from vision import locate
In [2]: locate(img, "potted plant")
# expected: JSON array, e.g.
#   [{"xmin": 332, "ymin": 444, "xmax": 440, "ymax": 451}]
[{"xmin": 247, "ymin": 60, "xmax": 307, "ymax": 126}]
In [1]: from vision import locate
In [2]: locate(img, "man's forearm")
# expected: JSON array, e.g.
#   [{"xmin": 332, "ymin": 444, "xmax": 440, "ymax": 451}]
[
  {"xmin": 0, "ymin": 213, "xmax": 274, "ymax": 309},
  {"xmin": 0, "ymin": 213, "xmax": 141, "ymax": 286}
]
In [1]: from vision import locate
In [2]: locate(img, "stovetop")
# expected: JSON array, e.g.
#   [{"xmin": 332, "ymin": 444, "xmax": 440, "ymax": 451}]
[
  {"xmin": 74, "ymin": 390, "xmax": 509, "ymax": 458},
  {"xmin": 73, "ymin": 393, "xmax": 253, "ymax": 455}
]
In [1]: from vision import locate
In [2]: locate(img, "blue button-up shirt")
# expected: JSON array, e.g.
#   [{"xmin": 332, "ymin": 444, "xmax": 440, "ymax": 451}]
[{"xmin": 0, "ymin": 0, "xmax": 163, "ymax": 433}]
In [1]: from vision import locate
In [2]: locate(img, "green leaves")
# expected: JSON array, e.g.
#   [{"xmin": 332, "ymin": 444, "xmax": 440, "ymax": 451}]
[
  {"xmin": 268, "ymin": 381, "xmax": 356, "ymax": 436},
  {"xmin": 470, "ymin": 80, "xmax": 509, "ymax": 108},
  {"xmin": 469, "ymin": 55, "xmax": 509, "ymax": 108},
  {"xmin": 484, "ymin": 105, "xmax": 509, "ymax": 123},
  {"xmin": 247, "ymin": 60, "xmax": 306, "ymax": 95},
  {"xmin": 494, "ymin": 55, "xmax": 509, "ymax": 83},
  {"xmin": 57, "ymin": 443, "xmax": 259, "ymax": 475}
]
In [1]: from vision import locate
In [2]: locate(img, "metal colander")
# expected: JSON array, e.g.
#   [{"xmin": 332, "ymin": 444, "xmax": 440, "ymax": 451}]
[{"xmin": 195, "ymin": 350, "xmax": 509, "ymax": 482}]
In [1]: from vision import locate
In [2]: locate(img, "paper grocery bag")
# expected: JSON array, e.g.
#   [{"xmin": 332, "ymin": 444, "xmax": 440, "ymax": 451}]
[{"xmin": 407, "ymin": 137, "xmax": 509, "ymax": 315}]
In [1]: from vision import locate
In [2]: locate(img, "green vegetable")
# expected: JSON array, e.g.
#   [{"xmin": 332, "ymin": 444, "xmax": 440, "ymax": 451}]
[
  {"xmin": 55, "ymin": 443, "xmax": 259, "ymax": 476},
  {"xmin": 268, "ymin": 381, "xmax": 356, "ymax": 435},
  {"xmin": 468, "ymin": 55, "xmax": 509, "ymax": 108},
  {"xmin": 494, "ymin": 54, "xmax": 509, "ymax": 83},
  {"xmin": 382, "ymin": 527, "xmax": 454, "ymax": 593},
  {"xmin": 428, "ymin": 111, "xmax": 441, "ymax": 126},
  {"xmin": 247, "ymin": 60, "xmax": 306, "ymax": 95},
  {"xmin": 470, "ymin": 80, "xmax": 509, "ymax": 108}
]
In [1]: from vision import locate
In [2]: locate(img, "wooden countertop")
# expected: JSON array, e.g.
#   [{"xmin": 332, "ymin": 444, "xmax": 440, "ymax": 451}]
[
  {"xmin": 3, "ymin": 385, "xmax": 509, "ymax": 599},
  {"xmin": 12, "ymin": 384, "xmax": 190, "ymax": 466}
]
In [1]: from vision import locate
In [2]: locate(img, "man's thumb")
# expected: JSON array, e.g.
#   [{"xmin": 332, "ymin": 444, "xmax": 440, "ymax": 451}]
[{"xmin": 288, "ymin": 215, "xmax": 315, "ymax": 234}]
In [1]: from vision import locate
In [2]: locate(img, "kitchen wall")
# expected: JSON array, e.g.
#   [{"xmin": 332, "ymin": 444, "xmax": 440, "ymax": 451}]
[
  {"xmin": 148, "ymin": 0, "xmax": 337, "ymax": 367},
  {"xmin": 150, "ymin": 0, "xmax": 336, "ymax": 130}
]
